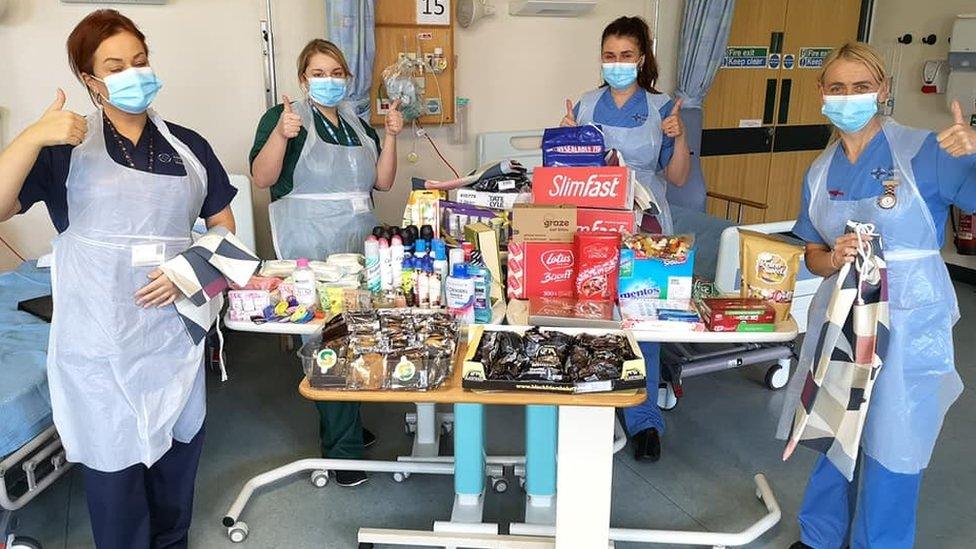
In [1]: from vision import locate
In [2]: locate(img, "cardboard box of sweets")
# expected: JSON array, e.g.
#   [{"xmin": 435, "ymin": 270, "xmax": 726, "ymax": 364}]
[
  {"xmin": 697, "ymin": 298, "xmax": 777, "ymax": 332},
  {"xmin": 462, "ymin": 325, "xmax": 645, "ymax": 394},
  {"xmin": 618, "ymin": 235, "xmax": 696, "ymax": 302},
  {"xmin": 511, "ymin": 204, "xmax": 577, "ymax": 242},
  {"xmin": 527, "ymin": 297, "xmax": 620, "ymax": 329}
]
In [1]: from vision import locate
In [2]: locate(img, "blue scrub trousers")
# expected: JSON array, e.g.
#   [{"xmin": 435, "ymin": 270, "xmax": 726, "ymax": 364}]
[
  {"xmin": 623, "ymin": 342, "xmax": 665, "ymax": 435},
  {"xmin": 81, "ymin": 427, "xmax": 205, "ymax": 549},
  {"xmin": 799, "ymin": 454, "xmax": 922, "ymax": 549}
]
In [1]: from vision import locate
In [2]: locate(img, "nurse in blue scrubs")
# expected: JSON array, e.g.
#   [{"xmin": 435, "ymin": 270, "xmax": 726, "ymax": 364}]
[
  {"xmin": 562, "ymin": 16, "xmax": 691, "ymax": 462},
  {"xmin": 779, "ymin": 42, "xmax": 976, "ymax": 549}
]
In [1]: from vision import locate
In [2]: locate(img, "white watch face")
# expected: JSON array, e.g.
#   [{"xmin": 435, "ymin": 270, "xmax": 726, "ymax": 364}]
[{"xmin": 878, "ymin": 194, "xmax": 896, "ymax": 209}]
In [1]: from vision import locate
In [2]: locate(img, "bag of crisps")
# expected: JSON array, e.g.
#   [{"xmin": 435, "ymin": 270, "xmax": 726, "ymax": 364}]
[{"xmin": 739, "ymin": 230, "xmax": 803, "ymax": 322}]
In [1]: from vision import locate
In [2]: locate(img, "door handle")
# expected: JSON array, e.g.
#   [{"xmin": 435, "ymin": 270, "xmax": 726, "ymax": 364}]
[
  {"xmin": 769, "ymin": 32, "xmax": 784, "ymax": 54},
  {"xmin": 763, "ymin": 78, "xmax": 777, "ymax": 125},
  {"xmin": 778, "ymin": 79, "xmax": 793, "ymax": 124}
]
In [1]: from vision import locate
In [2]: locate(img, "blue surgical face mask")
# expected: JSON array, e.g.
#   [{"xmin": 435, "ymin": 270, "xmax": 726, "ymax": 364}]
[
  {"xmin": 821, "ymin": 92, "xmax": 879, "ymax": 133},
  {"xmin": 602, "ymin": 62, "xmax": 639, "ymax": 90},
  {"xmin": 308, "ymin": 77, "xmax": 347, "ymax": 107},
  {"xmin": 96, "ymin": 67, "xmax": 162, "ymax": 114}
]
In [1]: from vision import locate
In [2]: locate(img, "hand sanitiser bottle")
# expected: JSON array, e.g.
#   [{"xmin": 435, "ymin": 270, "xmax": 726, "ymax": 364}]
[{"xmin": 293, "ymin": 258, "xmax": 318, "ymax": 307}]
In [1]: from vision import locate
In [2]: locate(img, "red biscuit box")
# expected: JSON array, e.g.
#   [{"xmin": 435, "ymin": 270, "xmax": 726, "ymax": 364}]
[
  {"xmin": 532, "ymin": 166, "xmax": 632, "ymax": 210},
  {"xmin": 523, "ymin": 241, "xmax": 576, "ymax": 298},
  {"xmin": 576, "ymin": 207, "xmax": 636, "ymax": 234}
]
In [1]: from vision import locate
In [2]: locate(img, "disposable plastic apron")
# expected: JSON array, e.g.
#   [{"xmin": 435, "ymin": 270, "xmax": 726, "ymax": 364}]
[
  {"xmin": 269, "ymin": 101, "xmax": 379, "ymax": 260},
  {"xmin": 577, "ymin": 88, "xmax": 674, "ymax": 234},
  {"xmin": 777, "ymin": 118, "xmax": 962, "ymax": 475},
  {"xmin": 48, "ymin": 110, "xmax": 208, "ymax": 472}
]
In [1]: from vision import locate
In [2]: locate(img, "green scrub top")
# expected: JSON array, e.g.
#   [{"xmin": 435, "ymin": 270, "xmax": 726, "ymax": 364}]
[{"xmin": 249, "ymin": 103, "xmax": 382, "ymax": 201}]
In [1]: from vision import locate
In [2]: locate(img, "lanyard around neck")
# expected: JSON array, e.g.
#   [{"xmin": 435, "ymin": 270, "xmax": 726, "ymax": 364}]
[{"xmin": 310, "ymin": 102, "xmax": 351, "ymax": 144}]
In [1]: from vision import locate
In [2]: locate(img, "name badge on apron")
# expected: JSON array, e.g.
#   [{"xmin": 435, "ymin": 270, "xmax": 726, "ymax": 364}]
[
  {"xmin": 351, "ymin": 196, "xmax": 371, "ymax": 215},
  {"xmin": 878, "ymin": 179, "xmax": 898, "ymax": 210},
  {"xmin": 131, "ymin": 243, "xmax": 166, "ymax": 267}
]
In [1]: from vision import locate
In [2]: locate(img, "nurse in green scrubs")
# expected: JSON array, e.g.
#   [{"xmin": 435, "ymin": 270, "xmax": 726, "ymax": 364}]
[{"xmin": 249, "ymin": 39, "xmax": 403, "ymax": 487}]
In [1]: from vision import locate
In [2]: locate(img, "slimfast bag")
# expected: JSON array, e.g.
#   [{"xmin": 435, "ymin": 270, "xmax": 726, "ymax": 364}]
[
  {"xmin": 542, "ymin": 125, "xmax": 606, "ymax": 167},
  {"xmin": 739, "ymin": 230, "xmax": 803, "ymax": 322}
]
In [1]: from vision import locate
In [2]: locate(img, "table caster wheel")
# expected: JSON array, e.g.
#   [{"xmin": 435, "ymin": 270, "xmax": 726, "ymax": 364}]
[
  {"xmin": 441, "ymin": 421, "xmax": 454, "ymax": 435},
  {"xmin": 393, "ymin": 471, "xmax": 411, "ymax": 483},
  {"xmin": 228, "ymin": 521, "xmax": 249, "ymax": 543},
  {"xmin": 519, "ymin": 477, "xmax": 526, "ymax": 491},
  {"xmin": 10, "ymin": 537, "xmax": 43, "ymax": 549},
  {"xmin": 765, "ymin": 365, "xmax": 789, "ymax": 390},
  {"xmin": 404, "ymin": 421, "xmax": 417, "ymax": 435},
  {"xmin": 491, "ymin": 477, "xmax": 509, "ymax": 494},
  {"xmin": 311, "ymin": 470, "xmax": 329, "ymax": 488}
]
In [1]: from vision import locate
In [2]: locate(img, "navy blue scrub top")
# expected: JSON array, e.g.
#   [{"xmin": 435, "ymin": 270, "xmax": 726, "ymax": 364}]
[
  {"xmin": 18, "ymin": 116, "xmax": 237, "ymax": 233},
  {"xmin": 573, "ymin": 88, "xmax": 677, "ymax": 171},
  {"xmin": 793, "ymin": 131, "xmax": 976, "ymax": 247}
]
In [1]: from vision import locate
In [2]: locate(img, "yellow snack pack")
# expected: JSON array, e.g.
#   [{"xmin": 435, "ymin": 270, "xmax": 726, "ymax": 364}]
[{"xmin": 739, "ymin": 230, "xmax": 803, "ymax": 322}]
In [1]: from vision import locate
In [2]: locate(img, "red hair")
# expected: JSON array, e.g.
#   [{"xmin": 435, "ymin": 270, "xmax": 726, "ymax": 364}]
[{"xmin": 66, "ymin": 9, "xmax": 148, "ymax": 81}]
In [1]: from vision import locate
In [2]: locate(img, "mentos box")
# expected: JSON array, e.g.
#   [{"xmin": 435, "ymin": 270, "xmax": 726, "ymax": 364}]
[
  {"xmin": 521, "ymin": 240, "xmax": 576, "ymax": 298},
  {"xmin": 577, "ymin": 207, "xmax": 636, "ymax": 234},
  {"xmin": 617, "ymin": 247, "xmax": 696, "ymax": 302},
  {"xmin": 532, "ymin": 166, "xmax": 633, "ymax": 210}
]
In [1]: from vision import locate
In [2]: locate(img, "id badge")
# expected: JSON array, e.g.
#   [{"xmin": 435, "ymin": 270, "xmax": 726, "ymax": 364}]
[
  {"xmin": 131, "ymin": 243, "xmax": 166, "ymax": 267},
  {"xmin": 351, "ymin": 196, "xmax": 371, "ymax": 215}
]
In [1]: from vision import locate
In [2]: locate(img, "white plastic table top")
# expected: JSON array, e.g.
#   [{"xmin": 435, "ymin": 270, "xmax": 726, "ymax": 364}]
[
  {"xmin": 223, "ymin": 301, "xmax": 508, "ymax": 336},
  {"xmin": 505, "ymin": 299, "xmax": 798, "ymax": 344}
]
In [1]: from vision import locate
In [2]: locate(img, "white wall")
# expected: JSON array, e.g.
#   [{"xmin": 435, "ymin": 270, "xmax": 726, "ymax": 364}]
[
  {"xmin": 0, "ymin": 0, "xmax": 269, "ymax": 270},
  {"xmin": 0, "ymin": 0, "xmax": 683, "ymax": 270},
  {"xmin": 870, "ymin": 1, "xmax": 973, "ymax": 130}
]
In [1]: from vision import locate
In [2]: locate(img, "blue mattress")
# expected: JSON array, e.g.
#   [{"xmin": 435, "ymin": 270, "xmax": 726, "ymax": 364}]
[
  {"xmin": 0, "ymin": 262, "xmax": 52, "ymax": 457},
  {"xmin": 671, "ymin": 205, "xmax": 735, "ymax": 282}
]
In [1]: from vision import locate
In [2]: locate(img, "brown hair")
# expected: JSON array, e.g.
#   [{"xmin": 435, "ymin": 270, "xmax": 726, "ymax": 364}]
[
  {"xmin": 66, "ymin": 9, "xmax": 148, "ymax": 80},
  {"xmin": 601, "ymin": 16, "xmax": 659, "ymax": 93},
  {"xmin": 297, "ymin": 39, "xmax": 352, "ymax": 81},
  {"xmin": 819, "ymin": 42, "xmax": 889, "ymax": 86}
]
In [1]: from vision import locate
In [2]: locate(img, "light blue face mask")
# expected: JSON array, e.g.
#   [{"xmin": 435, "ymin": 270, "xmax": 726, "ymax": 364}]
[
  {"xmin": 602, "ymin": 62, "xmax": 639, "ymax": 90},
  {"xmin": 308, "ymin": 77, "xmax": 347, "ymax": 107},
  {"xmin": 821, "ymin": 92, "xmax": 879, "ymax": 133},
  {"xmin": 96, "ymin": 67, "xmax": 162, "ymax": 114}
]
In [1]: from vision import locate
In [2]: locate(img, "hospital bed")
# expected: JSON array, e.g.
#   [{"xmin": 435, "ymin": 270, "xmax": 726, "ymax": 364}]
[{"xmin": 0, "ymin": 262, "xmax": 69, "ymax": 549}]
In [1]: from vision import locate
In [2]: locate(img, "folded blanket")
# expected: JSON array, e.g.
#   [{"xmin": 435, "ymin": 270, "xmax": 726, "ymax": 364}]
[
  {"xmin": 161, "ymin": 226, "xmax": 260, "ymax": 345},
  {"xmin": 783, "ymin": 221, "xmax": 889, "ymax": 480}
]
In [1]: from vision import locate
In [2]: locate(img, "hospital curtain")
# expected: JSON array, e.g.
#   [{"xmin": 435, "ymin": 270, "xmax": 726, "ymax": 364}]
[
  {"xmin": 327, "ymin": 0, "xmax": 376, "ymax": 117},
  {"xmin": 669, "ymin": 0, "xmax": 736, "ymax": 212}
]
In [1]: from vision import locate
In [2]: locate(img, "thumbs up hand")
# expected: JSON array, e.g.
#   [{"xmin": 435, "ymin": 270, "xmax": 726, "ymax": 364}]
[
  {"xmin": 937, "ymin": 100, "xmax": 975, "ymax": 157},
  {"xmin": 560, "ymin": 99, "xmax": 577, "ymax": 127},
  {"xmin": 661, "ymin": 98, "xmax": 685, "ymax": 139},
  {"xmin": 276, "ymin": 95, "xmax": 302, "ymax": 140},
  {"xmin": 385, "ymin": 99, "xmax": 404, "ymax": 137},
  {"xmin": 28, "ymin": 89, "xmax": 87, "ymax": 147}
]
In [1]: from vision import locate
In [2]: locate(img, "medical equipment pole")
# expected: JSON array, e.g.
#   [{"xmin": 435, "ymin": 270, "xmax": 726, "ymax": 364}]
[{"xmin": 260, "ymin": 0, "xmax": 278, "ymax": 109}]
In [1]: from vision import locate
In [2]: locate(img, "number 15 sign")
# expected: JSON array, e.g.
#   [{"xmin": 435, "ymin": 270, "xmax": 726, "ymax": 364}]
[{"xmin": 417, "ymin": 0, "xmax": 451, "ymax": 25}]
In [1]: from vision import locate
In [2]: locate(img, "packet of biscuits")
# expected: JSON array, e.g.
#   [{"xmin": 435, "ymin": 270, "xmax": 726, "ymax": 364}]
[{"xmin": 739, "ymin": 230, "xmax": 803, "ymax": 322}]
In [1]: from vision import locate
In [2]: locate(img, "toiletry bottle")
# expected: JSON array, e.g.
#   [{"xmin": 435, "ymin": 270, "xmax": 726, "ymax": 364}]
[
  {"xmin": 391, "ymin": 235, "xmax": 404, "ymax": 289},
  {"xmin": 378, "ymin": 237, "xmax": 392, "ymax": 291},
  {"xmin": 293, "ymin": 258, "xmax": 318, "ymax": 307},
  {"xmin": 445, "ymin": 264, "xmax": 475, "ymax": 324},
  {"xmin": 401, "ymin": 256, "xmax": 416, "ymax": 307},
  {"xmin": 364, "ymin": 237, "xmax": 381, "ymax": 293},
  {"xmin": 432, "ymin": 240, "xmax": 449, "ymax": 304}
]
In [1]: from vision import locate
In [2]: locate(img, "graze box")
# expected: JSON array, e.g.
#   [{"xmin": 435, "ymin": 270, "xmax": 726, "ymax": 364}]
[
  {"xmin": 511, "ymin": 204, "xmax": 577, "ymax": 242},
  {"xmin": 576, "ymin": 207, "xmax": 636, "ymax": 234},
  {"xmin": 532, "ymin": 166, "xmax": 633, "ymax": 210}
]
